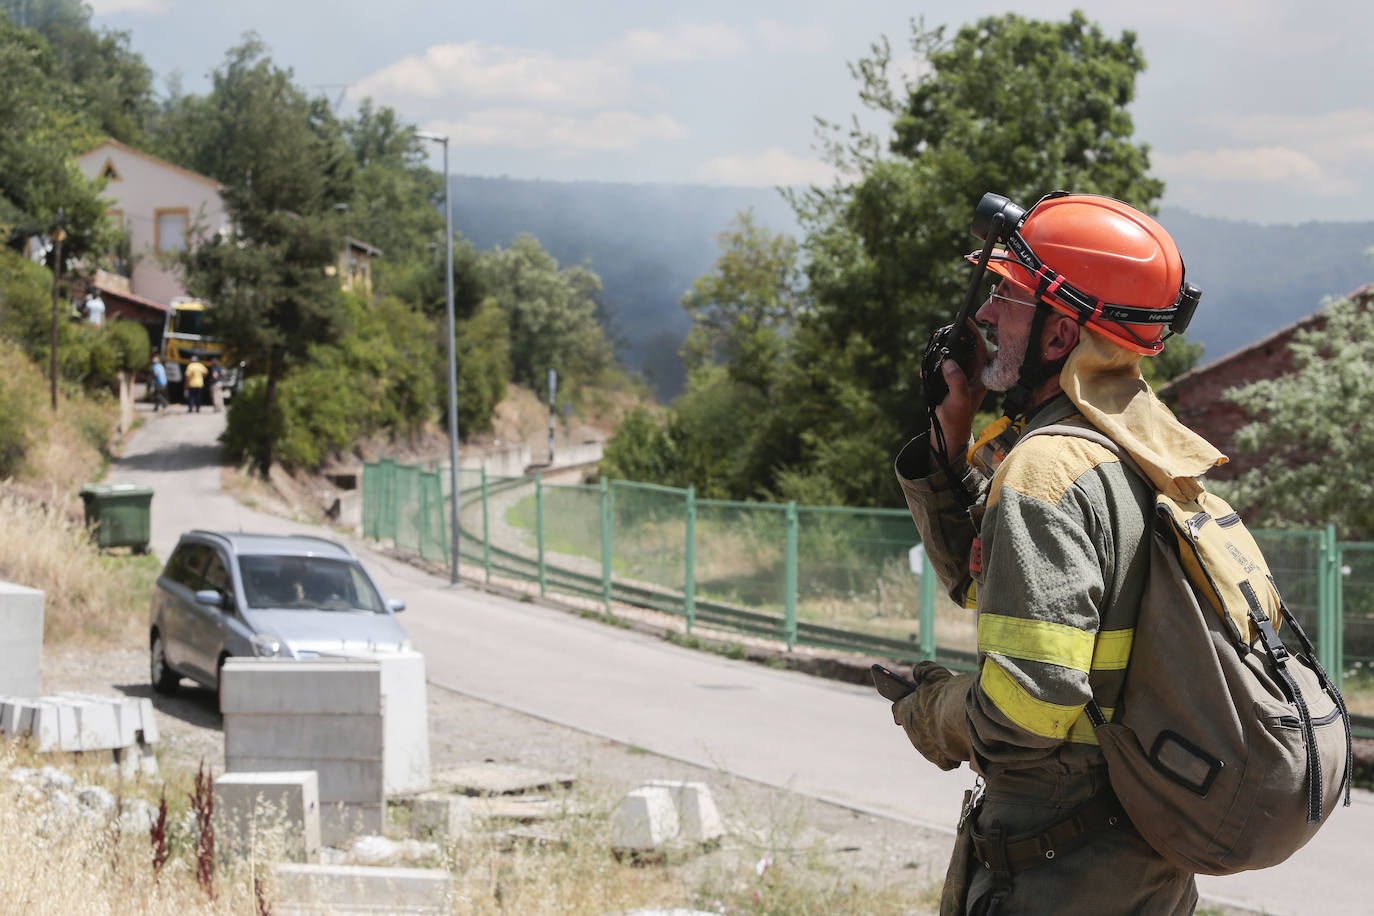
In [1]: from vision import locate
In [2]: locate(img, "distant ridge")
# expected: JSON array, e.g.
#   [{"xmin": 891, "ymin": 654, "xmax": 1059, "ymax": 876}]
[{"xmin": 448, "ymin": 175, "xmax": 1374, "ymax": 398}]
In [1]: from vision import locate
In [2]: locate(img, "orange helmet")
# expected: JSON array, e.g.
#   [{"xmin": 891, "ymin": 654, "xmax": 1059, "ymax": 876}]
[{"xmin": 972, "ymin": 193, "xmax": 1199, "ymax": 355}]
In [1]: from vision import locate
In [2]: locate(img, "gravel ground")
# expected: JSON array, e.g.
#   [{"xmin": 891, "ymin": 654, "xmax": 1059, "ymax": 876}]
[{"xmin": 40, "ymin": 646, "xmax": 956, "ymax": 904}]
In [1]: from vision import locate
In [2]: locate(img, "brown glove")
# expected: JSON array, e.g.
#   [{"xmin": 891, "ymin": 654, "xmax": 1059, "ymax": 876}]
[{"xmin": 891, "ymin": 662, "xmax": 975, "ymax": 770}]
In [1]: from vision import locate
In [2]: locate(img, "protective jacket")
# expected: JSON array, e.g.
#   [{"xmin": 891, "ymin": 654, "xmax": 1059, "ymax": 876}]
[{"xmin": 894, "ymin": 393, "xmax": 1198, "ymax": 915}]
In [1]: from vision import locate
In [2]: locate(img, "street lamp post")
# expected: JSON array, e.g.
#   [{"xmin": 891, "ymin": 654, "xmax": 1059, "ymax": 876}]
[{"xmin": 416, "ymin": 131, "xmax": 461, "ymax": 585}]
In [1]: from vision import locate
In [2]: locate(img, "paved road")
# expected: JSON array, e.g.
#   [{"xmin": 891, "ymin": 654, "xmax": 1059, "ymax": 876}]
[{"xmin": 108, "ymin": 403, "xmax": 1374, "ymax": 915}]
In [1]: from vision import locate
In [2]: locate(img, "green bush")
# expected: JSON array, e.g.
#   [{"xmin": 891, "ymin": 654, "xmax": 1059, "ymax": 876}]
[{"xmin": 0, "ymin": 372, "xmax": 32, "ymax": 476}]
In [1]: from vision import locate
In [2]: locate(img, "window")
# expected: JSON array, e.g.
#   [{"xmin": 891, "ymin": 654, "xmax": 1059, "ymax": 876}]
[
  {"xmin": 202, "ymin": 552, "xmax": 232, "ymax": 598},
  {"xmin": 169, "ymin": 543, "xmax": 210, "ymax": 588},
  {"xmin": 239, "ymin": 556, "xmax": 384, "ymax": 612},
  {"xmin": 99, "ymin": 158, "xmax": 121, "ymax": 181},
  {"xmin": 106, "ymin": 209, "xmax": 124, "ymax": 229},
  {"xmin": 155, "ymin": 208, "xmax": 189, "ymax": 253}
]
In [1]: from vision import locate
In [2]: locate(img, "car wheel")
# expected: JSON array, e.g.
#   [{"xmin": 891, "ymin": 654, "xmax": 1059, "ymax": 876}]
[{"xmin": 150, "ymin": 632, "xmax": 180, "ymax": 694}]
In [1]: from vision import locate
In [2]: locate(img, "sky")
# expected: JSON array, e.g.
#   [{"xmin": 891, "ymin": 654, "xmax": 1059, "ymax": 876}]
[{"xmin": 88, "ymin": 0, "xmax": 1374, "ymax": 225}]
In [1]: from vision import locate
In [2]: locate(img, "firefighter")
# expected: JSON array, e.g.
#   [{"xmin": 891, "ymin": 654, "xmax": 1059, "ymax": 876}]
[{"xmin": 892, "ymin": 194, "xmax": 1224, "ymax": 915}]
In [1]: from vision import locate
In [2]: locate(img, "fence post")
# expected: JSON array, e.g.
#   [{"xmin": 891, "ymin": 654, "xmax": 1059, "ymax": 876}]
[
  {"xmin": 685, "ymin": 486, "xmax": 696, "ymax": 634},
  {"xmin": 920, "ymin": 548, "xmax": 937, "ymax": 662},
  {"xmin": 481, "ymin": 467, "xmax": 491, "ymax": 584},
  {"xmin": 536, "ymin": 473, "xmax": 546, "ymax": 597},
  {"xmin": 784, "ymin": 502, "xmax": 798, "ymax": 649},
  {"xmin": 600, "ymin": 476, "xmax": 612, "ymax": 612},
  {"xmin": 1324, "ymin": 526, "xmax": 1342, "ymax": 690}
]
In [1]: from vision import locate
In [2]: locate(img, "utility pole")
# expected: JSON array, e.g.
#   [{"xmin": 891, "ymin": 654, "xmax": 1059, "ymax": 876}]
[
  {"xmin": 415, "ymin": 131, "xmax": 461, "ymax": 585},
  {"xmin": 49, "ymin": 208, "xmax": 65, "ymax": 411}
]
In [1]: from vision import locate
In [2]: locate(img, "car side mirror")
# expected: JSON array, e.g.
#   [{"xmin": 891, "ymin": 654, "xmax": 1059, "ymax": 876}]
[
  {"xmin": 386, "ymin": 598, "xmax": 406, "ymax": 614},
  {"xmin": 195, "ymin": 589, "xmax": 230, "ymax": 610}
]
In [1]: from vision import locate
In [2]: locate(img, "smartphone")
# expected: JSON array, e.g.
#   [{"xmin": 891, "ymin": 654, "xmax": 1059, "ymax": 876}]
[{"xmin": 871, "ymin": 664, "xmax": 920, "ymax": 702}]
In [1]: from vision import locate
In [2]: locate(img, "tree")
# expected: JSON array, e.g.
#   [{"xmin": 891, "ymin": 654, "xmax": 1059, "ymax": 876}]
[
  {"xmin": 177, "ymin": 37, "xmax": 355, "ymax": 472},
  {"xmin": 680, "ymin": 210, "xmax": 805, "ymax": 391},
  {"xmin": 0, "ymin": 18, "xmax": 110, "ymax": 268},
  {"xmin": 478, "ymin": 233, "xmax": 613, "ymax": 394},
  {"xmin": 776, "ymin": 11, "xmax": 1166, "ymax": 505},
  {"xmin": 0, "ymin": 0, "xmax": 153, "ymax": 143},
  {"xmin": 1215, "ymin": 294, "xmax": 1374, "ymax": 538}
]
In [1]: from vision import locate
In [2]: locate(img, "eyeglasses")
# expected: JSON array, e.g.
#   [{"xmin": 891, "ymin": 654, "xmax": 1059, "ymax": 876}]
[{"xmin": 986, "ymin": 287, "xmax": 1039, "ymax": 310}]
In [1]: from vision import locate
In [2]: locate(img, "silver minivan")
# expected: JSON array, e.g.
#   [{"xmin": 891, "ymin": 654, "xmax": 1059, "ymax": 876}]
[{"xmin": 149, "ymin": 531, "xmax": 411, "ymax": 708}]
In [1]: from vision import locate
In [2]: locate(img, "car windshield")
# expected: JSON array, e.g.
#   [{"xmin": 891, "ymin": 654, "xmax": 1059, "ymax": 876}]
[{"xmin": 239, "ymin": 555, "xmax": 384, "ymax": 612}]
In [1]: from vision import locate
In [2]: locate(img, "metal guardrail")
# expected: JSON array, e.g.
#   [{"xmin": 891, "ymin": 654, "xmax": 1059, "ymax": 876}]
[{"xmin": 362, "ymin": 461, "xmax": 1372, "ymax": 737}]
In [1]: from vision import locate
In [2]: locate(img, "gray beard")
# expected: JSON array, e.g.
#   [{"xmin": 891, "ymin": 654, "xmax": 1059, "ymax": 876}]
[{"xmin": 981, "ymin": 329, "xmax": 1028, "ymax": 392}]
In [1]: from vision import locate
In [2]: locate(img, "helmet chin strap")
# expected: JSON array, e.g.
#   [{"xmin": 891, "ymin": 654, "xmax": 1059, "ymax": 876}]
[{"xmin": 1000, "ymin": 300, "xmax": 1067, "ymax": 421}]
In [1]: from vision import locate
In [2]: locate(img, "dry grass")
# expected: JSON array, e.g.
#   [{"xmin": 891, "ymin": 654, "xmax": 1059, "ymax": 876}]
[
  {"xmin": 0, "ymin": 491, "xmax": 158, "ymax": 647},
  {"xmin": 3, "ymin": 742, "xmax": 938, "ymax": 916}
]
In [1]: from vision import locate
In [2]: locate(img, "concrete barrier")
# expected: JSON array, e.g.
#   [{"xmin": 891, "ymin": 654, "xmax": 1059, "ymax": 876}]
[
  {"xmin": 610, "ymin": 786, "xmax": 680, "ymax": 851},
  {"xmin": 222, "ymin": 659, "xmax": 385, "ymax": 845},
  {"xmin": 642, "ymin": 780, "xmax": 724, "ymax": 843},
  {"xmin": 216, "ymin": 770, "xmax": 320, "ymax": 863},
  {"xmin": 273, "ymin": 863, "xmax": 450, "ymax": 915},
  {"xmin": 1, "ymin": 694, "xmax": 159, "ymax": 771},
  {"xmin": 0, "ymin": 582, "xmax": 44, "ymax": 698}
]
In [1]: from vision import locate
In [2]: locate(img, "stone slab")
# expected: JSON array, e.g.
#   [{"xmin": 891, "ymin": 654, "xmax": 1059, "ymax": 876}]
[
  {"xmin": 433, "ymin": 763, "xmax": 575, "ymax": 796},
  {"xmin": 273, "ymin": 863, "xmax": 450, "ymax": 915},
  {"xmin": 468, "ymin": 795, "xmax": 587, "ymax": 823},
  {"xmin": 220, "ymin": 659, "xmax": 383, "ymax": 716},
  {"xmin": 217, "ymin": 770, "xmax": 320, "ymax": 863},
  {"xmin": 0, "ymin": 581, "xmax": 44, "ymax": 698}
]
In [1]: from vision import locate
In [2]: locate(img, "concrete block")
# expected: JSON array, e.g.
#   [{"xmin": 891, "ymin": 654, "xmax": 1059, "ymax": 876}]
[
  {"xmin": 112, "ymin": 742, "xmax": 158, "ymax": 779},
  {"xmin": 610, "ymin": 786, "xmax": 680, "ymax": 851},
  {"xmin": 324, "ymin": 650, "xmax": 430, "ymax": 794},
  {"xmin": 273, "ymin": 863, "xmax": 450, "ymax": 915},
  {"xmin": 224, "ymin": 714, "xmax": 385, "ymax": 760},
  {"xmin": 0, "ymin": 582, "xmax": 44, "ymax": 698},
  {"xmin": 375, "ymin": 650, "xmax": 430, "ymax": 795},
  {"xmin": 224, "ymin": 757, "xmax": 384, "ymax": 806},
  {"xmin": 319, "ymin": 802, "xmax": 385, "ymax": 846},
  {"xmin": 220, "ymin": 659, "xmax": 383, "ymax": 716},
  {"xmin": 393, "ymin": 793, "xmax": 471, "ymax": 839},
  {"xmin": 217, "ymin": 771, "xmax": 320, "ymax": 863},
  {"xmin": 643, "ymin": 780, "xmax": 724, "ymax": 843},
  {"xmin": 74, "ymin": 700, "xmax": 123, "ymax": 750}
]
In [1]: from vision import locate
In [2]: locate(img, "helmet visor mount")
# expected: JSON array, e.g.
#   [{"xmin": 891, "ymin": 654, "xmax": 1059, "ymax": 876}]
[{"xmin": 966, "ymin": 192, "xmax": 1201, "ymax": 353}]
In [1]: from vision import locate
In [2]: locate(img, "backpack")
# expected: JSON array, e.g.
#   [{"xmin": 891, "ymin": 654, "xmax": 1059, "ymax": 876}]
[{"xmin": 1024, "ymin": 423, "xmax": 1353, "ymax": 876}]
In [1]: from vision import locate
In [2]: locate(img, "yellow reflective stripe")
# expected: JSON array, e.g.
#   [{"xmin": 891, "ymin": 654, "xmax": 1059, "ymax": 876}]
[
  {"xmin": 963, "ymin": 580, "xmax": 978, "ymax": 610},
  {"xmin": 978, "ymin": 614, "xmax": 1095, "ymax": 673},
  {"xmin": 1092, "ymin": 629, "xmax": 1133, "ymax": 671},
  {"xmin": 1067, "ymin": 707, "xmax": 1114, "ymax": 745},
  {"xmin": 980, "ymin": 658, "xmax": 1084, "ymax": 739}
]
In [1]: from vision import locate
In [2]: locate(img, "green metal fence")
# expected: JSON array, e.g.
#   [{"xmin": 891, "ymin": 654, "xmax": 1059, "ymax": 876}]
[{"xmin": 361, "ymin": 461, "xmax": 1371, "ymax": 735}]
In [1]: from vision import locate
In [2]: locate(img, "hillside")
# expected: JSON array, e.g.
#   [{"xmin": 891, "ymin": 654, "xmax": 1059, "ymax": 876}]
[{"xmin": 448, "ymin": 176, "xmax": 1374, "ymax": 397}]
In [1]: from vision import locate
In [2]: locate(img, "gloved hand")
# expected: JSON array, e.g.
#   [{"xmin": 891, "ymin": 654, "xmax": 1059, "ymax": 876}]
[{"xmin": 892, "ymin": 662, "xmax": 975, "ymax": 771}]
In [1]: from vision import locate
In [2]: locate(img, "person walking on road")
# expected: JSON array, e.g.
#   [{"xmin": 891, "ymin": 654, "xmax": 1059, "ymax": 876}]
[
  {"xmin": 890, "ymin": 193, "xmax": 1223, "ymax": 915},
  {"xmin": 208, "ymin": 355, "xmax": 224, "ymax": 413},
  {"xmin": 151, "ymin": 354, "xmax": 169, "ymax": 413},
  {"xmin": 184, "ymin": 356, "xmax": 207, "ymax": 414}
]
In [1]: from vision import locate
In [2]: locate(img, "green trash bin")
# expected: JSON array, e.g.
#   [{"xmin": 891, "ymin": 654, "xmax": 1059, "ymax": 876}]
[{"xmin": 79, "ymin": 483, "xmax": 153, "ymax": 552}]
